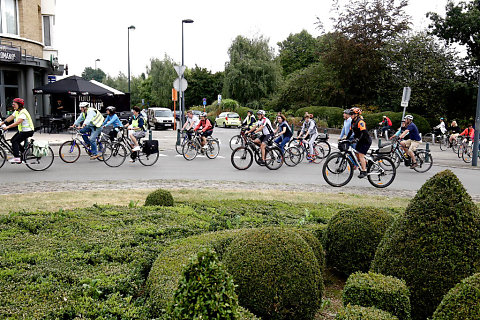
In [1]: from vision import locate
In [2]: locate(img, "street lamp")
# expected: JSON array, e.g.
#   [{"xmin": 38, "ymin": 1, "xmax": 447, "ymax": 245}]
[
  {"xmin": 95, "ymin": 58, "xmax": 100, "ymax": 69},
  {"xmin": 127, "ymin": 25, "xmax": 136, "ymax": 95},
  {"xmin": 180, "ymin": 19, "xmax": 194, "ymax": 127}
]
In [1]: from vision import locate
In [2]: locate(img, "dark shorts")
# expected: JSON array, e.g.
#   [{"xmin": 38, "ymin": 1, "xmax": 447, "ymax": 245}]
[
  {"xmin": 260, "ymin": 134, "xmax": 272, "ymax": 144},
  {"xmin": 200, "ymin": 130, "xmax": 213, "ymax": 137},
  {"xmin": 355, "ymin": 139, "xmax": 372, "ymax": 155}
]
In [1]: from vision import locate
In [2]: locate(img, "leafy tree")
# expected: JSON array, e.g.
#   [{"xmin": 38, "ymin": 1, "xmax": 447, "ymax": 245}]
[
  {"xmin": 148, "ymin": 55, "xmax": 178, "ymax": 107},
  {"xmin": 82, "ymin": 67, "xmax": 106, "ymax": 82},
  {"xmin": 184, "ymin": 65, "xmax": 224, "ymax": 108},
  {"xmin": 103, "ymin": 72, "xmax": 128, "ymax": 93},
  {"xmin": 223, "ymin": 35, "xmax": 281, "ymax": 105},
  {"xmin": 277, "ymin": 30, "xmax": 320, "ymax": 76}
]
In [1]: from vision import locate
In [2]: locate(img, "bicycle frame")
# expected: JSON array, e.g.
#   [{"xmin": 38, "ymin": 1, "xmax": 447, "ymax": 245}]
[
  {"xmin": 0, "ymin": 130, "xmax": 32, "ymax": 158},
  {"xmin": 68, "ymin": 129, "xmax": 107, "ymax": 154}
]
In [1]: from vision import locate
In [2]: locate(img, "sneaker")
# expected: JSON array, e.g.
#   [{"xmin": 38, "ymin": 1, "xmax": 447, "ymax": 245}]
[
  {"xmin": 258, "ymin": 159, "xmax": 265, "ymax": 165},
  {"xmin": 202, "ymin": 145, "xmax": 208, "ymax": 149},
  {"xmin": 132, "ymin": 146, "xmax": 141, "ymax": 151},
  {"xmin": 410, "ymin": 162, "xmax": 418, "ymax": 169},
  {"xmin": 90, "ymin": 154, "xmax": 100, "ymax": 160},
  {"xmin": 8, "ymin": 157, "xmax": 21, "ymax": 164},
  {"xmin": 129, "ymin": 158, "xmax": 136, "ymax": 163},
  {"xmin": 358, "ymin": 171, "xmax": 367, "ymax": 179}
]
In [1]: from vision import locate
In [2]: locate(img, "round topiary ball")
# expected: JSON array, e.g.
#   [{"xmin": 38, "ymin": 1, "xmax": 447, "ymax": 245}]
[
  {"xmin": 144, "ymin": 189, "xmax": 174, "ymax": 207},
  {"xmin": 323, "ymin": 207, "xmax": 393, "ymax": 276},
  {"xmin": 336, "ymin": 304, "xmax": 399, "ymax": 320},
  {"xmin": 223, "ymin": 227, "xmax": 323, "ymax": 320},
  {"xmin": 371, "ymin": 170, "xmax": 480, "ymax": 320},
  {"xmin": 432, "ymin": 273, "xmax": 480, "ymax": 320}
]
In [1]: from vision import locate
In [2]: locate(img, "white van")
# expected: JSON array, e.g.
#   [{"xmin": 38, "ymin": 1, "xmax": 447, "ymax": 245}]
[{"xmin": 147, "ymin": 107, "xmax": 175, "ymax": 130}]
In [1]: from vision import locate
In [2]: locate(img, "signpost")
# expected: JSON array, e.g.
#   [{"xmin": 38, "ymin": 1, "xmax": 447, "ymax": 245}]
[
  {"xmin": 173, "ymin": 65, "xmax": 188, "ymax": 128},
  {"xmin": 401, "ymin": 87, "xmax": 411, "ymax": 121},
  {"xmin": 472, "ymin": 75, "xmax": 480, "ymax": 166},
  {"xmin": 172, "ymin": 88, "xmax": 178, "ymax": 130},
  {"xmin": 218, "ymin": 94, "xmax": 222, "ymax": 105},
  {"xmin": 202, "ymin": 98, "xmax": 206, "ymax": 112}
]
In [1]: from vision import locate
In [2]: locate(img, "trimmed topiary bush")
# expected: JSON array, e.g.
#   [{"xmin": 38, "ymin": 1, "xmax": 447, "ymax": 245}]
[
  {"xmin": 296, "ymin": 229, "xmax": 326, "ymax": 278},
  {"xmin": 336, "ymin": 304, "xmax": 399, "ymax": 320},
  {"xmin": 371, "ymin": 170, "xmax": 480, "ymax": 320},
  {"xmin": 223, "ymin": 227, "xmax": 323, "ymax": 320},
  {"xmin": 362, "ymin": 112, "xmax": 430, "ymax": 134},
  {"xmin": 343, "ymin": 272, "xmax": 411, "ymax": 320},
  {"xmin": 168, "ymin": 248, "xmax": 239, "ymax": 319},
  {"xmin": 324, "ymin": 207, "xmax": 393, "ymax": 275},
  {"xmin": 144, "ymin": 189, "xmax": 174, "ymax": 207},
  {"xmin": 432, "ymin": 273, "xmax": 480, "ymax": 320}
]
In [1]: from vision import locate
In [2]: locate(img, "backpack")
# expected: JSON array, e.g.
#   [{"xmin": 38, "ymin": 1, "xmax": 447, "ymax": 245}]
[{"xmin": 142, "ymin": 140, "xmax": 159, "ymax": 155}]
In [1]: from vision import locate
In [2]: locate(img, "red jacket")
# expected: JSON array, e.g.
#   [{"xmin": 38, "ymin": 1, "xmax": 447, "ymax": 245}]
[
  {"xmin": 460, "ymin": 127, "xmax": 474, "ymax": 140},
  {"xmin": 195, "ymin": 119, "xmax": 213, "ymax": 132}
]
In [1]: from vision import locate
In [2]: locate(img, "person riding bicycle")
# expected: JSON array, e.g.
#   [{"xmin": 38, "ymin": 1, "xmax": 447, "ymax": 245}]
[
  {"xmin": 242, "ymin": 110, "xmax": 256, "ymax": 129},
  {"xmin": 102, "ymin": 106, "xmax": 123, "ymax": 141},
  {"xmin": 72, "ymin": 102, "xmax": 105, "ymax": 160},
  {"xmin": 339, "ymin": 109, "xmax": 352, "ymax": 140},
  {"xmin": 433, "ymin": 118, "xmax": 447, "ymax": 137},
  {"xmin": 0, "ymin": 98, "xmax": 34, "ymax": 164},
  {"xmin": 125, "ymin": 106, "xmax": 146, "ymax": 152},
  {"xmin": 459, "ymin": 123, "xmax": 475, "ymax": 145},
  {"xmin": 181, "ymin": 110, "xmax": 200, "ymax": 140},
  {"xmin": 379, "ymin": 115, "xmax": 393, "ymax": 136},
  {"xmin": 273, "ymin": 114, "xmax": 292, "ymax": 154},
  {"xmin": 346, "ymin": 108, "xmax": 372, "ymax": 178},
  {"xmin": 399, "ymin": 114, "xmax": 421, "ymax": 169},
  {"xmin": 447, "ymin": 121, "xmax": 461, "ymax": 146},
  {"xmin": 298, "ymin": 113, "xmax": 318, "ymax": 162},
  {"xmin": 194, "ymin": 112, "xmax": 214, "ymax": 149},
  {"xmin": 247, "ymin": 110, "xmax": 274, "ymax": 165}
]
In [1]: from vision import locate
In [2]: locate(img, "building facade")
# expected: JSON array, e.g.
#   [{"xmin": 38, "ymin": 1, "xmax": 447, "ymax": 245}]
[{"xmin": 0, "ymin": 0, "xmax": 63, "ymax": 124}]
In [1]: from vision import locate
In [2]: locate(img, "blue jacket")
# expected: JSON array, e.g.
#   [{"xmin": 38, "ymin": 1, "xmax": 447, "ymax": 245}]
[
  {"xmin": 340, "ymin": 118, "xmax": 352, "ymax": 139},
  {"xmin": 103, "ymin": 114, "xmax": 122, "ymax": 128}
]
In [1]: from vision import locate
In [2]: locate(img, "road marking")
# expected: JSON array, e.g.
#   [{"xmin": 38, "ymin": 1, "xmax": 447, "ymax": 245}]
[{"xmin": 158, "ymin": 154, "xmax": 168, "ymax": 157}]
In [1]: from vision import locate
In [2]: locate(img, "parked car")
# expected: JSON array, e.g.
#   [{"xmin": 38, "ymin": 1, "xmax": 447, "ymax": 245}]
[
  {"xmin": 215, "ymin": 112, "xmax": 242, "ymax": 128},
  {"xmin": 147, "ymin": 107, "xmax": 175, "ymax": 130}
]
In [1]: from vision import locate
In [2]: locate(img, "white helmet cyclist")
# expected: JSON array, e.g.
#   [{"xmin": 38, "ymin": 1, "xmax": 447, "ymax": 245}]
[
  {"xmin": 106, "ymin": 106, "xmax": 116, "ymax": 113},
  {"xmin": 201, "ymin": 112, "xmax": 207, "ymax": 117},
  {"xmin": 404, "ymin": 115, "xmax": 414, "ymax": 120},
  {"xmin": 79, "ymin": 102, "xmax": 90, "ymax": 108},
  {"xmin": 257, "ymin": 110, "xmax": 265, "ymax": 115}
]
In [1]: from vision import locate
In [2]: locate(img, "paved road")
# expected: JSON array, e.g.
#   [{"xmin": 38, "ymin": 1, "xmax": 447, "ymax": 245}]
[{"xmin": 1, "ymin": 128, "xmax": 479, "ymax": 197}]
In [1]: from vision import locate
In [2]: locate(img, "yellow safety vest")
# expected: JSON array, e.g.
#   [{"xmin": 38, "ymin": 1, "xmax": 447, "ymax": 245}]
[
  {"xmin": 131, "ymin": 115, "xmax": 145, "ymax": 131},
  {"xmin": 88, "ymin": 107, "xmax": 104, "ymax": 127},
  {"xmin": 14, "ymin": 109, "xmax": 34, "ymax": 132}
]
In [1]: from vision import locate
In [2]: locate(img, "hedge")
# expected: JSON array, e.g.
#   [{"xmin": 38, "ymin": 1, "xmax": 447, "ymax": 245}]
[
  {"xmin": 432, "ymin": 273, "xmax": 480, "ymax": 320},
  {"xmin": 323, "ymin": 207, "xmax": 393, "ymax": 276},
  {"xmin": 343, "ymin": 272, "xmax": 411, "ymax": 320},
  {"xmin": 295, "ymin": 106, "xmax": 344, "ymax": 128},
  {"xmin": 336, "ymin": 304, "xmax": 399, "ymax": 320},
  {"xmin": 371, "ymin": 170, "xmax": 480, "ymax": 320},
  {"xmin": 362, "ymin": 112, "xmax": 430, "ymax": 134},
  {"xmin": 223, "ymin": 227, "xmax": 323, "ymax": 320},
  {"xmin": 144, "ymin": 189, "xmax": 174, "ymax": 207}
]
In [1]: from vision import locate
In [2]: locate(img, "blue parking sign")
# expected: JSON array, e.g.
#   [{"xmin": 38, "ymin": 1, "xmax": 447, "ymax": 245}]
[{"xmin": 203, "ymin": 98, "xmax": 207, "ymax": 106}]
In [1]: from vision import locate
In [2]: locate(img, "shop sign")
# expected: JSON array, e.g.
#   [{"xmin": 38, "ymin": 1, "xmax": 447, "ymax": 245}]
[{"xmin": 0, "ymin": 45, "xmax": 21, "ymax": 63}]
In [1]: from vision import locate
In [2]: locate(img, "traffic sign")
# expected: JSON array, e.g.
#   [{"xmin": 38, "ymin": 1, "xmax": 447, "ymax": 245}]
[
  {"xmin": 218, "ymin": 94, "xmax": 222, "ymax": 104},
  {"xmin": 402, "ymin": 87, "xmax": 411, "ymax": 105},
  {"xmin": 173, "ymin": 77, "xmax": 188, "ymax": 92},
  {"xmin": 174, "ymin": 65, "xmax": 186, "ymax": 77},
  {"xmin": 203, "ymin": 98, "xmax": 207, "ymax": 106},
  {"xmin": 172, "ymin": 88, "xmax": 178, "ymax": 101}
]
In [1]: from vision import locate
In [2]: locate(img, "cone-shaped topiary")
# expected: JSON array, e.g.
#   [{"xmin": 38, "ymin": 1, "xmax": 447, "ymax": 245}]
[
  {"xmin": 324, "ymin": 207, "xmax": 393, "ymax": 275},
  {"xmin": 223, "ymin": 227, "xmax": 323, "ymax": 320},
  {"xmin": 371, "ymin": 170, "xmax": 480, "ymax": 320},
  {"xmin": 432, "ymin": 273, "xmax": 480, "ymax": 320},
  {"xmin": 144, "ymin": 188, "xmax": 174, "ymax": 206}
]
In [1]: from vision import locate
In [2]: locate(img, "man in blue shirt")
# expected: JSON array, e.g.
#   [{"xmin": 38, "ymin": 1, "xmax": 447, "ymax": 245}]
[
  {"xmin": 339, "ymin": 109, "xmax": 352, "ymax": 140},
  {"xmin": 399, "ymin": 115, "xmax": 421, "ymax": 169}
]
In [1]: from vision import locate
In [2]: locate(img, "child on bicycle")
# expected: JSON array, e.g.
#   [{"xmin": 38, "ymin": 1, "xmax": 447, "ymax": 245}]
[{"xmin": 298, "ymin": 114, "xmax": 318, "ymax": 162}]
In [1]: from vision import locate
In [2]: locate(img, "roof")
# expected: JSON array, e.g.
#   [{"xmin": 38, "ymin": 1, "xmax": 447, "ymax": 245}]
[{"xmin": 90, "ymin": 80, "xmax": 125, "ymax": 95}]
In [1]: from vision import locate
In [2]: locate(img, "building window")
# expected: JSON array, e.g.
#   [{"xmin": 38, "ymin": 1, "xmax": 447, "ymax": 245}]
[
  {"xmin": 0, "ymin": 0, "xmax": 19, "ymax": 35},
  {"xmin": 43, "ymin": 15, "xmax": 54, "ymax": 46}
]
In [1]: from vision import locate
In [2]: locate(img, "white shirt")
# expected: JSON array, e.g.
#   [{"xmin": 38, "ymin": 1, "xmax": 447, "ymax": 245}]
[
  {"xmin": 186, "ymin": 115, "xmax": 200, "ymax": 128},
  {"xmin": 434, "ymin": 121, "xmax": 447, "ymax": 134},
  {"xmin": 256, "ymin": 117, "xmax": 273, "ymax": 136}
]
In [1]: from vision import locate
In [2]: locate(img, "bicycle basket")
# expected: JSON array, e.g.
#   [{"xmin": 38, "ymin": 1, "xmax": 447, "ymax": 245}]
[
  {"xmin": 32, "ymin": 141, "xmax": 50, "ymax": 157},
  {"xmin": 142, "ymin": 140, "xmax": 159, "ymax": 155},
  {"xmin": 338, "ymin": 140, "xmax": 350, "ymax": 152}
]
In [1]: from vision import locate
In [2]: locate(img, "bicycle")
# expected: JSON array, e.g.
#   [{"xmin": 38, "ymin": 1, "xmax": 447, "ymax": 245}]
[
  {"xmin": 58, "ymin": 128, "xmax": 109, "ymax": 163},
  {"xmin": 182, "ymin": 130, "xmax": 220, "ymax": 161},
  {"xmin": 388, "ymin": 136, "xmax": 433, "ymax": 172},
  {"xmin": 322, "ymin": 140, "xmax": 396, "ymax": 188},
  {"xmin": 287, "ymin": 137, "xmax": 325, "ymax": 164},
  {"xmin": 229, "ymin": 127, "xmax": 247, "ymax": 151},
  {"xmin": 102, "ymin": 128, "xmax": 159, "ymax": 167},
  {"xmin": 176, "ymin": 129, "xmax": 192, "ymax": 154},
  {"xmin": 0, "ymin": 129, "xmax": 54, "ymax": 171},
  {"xmin": 369, "ymin": 126, "xmax": 396, "ymax": 140},
  {"xmin": 315, "ymin": 132, "xmax": 331, "ymax": 158}
]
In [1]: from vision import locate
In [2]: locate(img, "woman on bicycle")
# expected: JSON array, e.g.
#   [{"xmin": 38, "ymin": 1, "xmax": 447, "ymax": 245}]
[
  {"xmin": 448, "ymin": 121, "xmax": 461, "ymax": 146},
  {"xmin": 194, "ymin": 112, "xmax": 214, "ymax": 149},
  {"xmin": 273, "ymin": 114, "xmax": 292, "ymax": 154},
  {"xmin": 102, "ymin": 106, "xmax": 123, "ymax": 141},
  {"xmin": 0, "ymin": 98, "xmax": 34, "ymax": 164},
  {"xmin": 346, "ymin": 108, "xmax": 371, "ymax": 178},
  {"xmin": 298, "ymin": 114, "xmax": 318, "ymax": 162}
]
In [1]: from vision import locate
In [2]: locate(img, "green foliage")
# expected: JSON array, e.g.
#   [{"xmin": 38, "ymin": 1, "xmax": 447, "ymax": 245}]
[
  {"xmin": 362, "ymin": 112, "xmax": 430, "ymax": 134},
  {"xmin": 432, "ymin": 272, "xmax": 480, "ymax": 320},
  {"xmin": 103, "ymin": 72, "xmax": 128, "ymax": 93},
  {"xmin": 169, "ymin": 248, "xmax": 239, "ymax": 319},
  {"xmin": 336, "ymin": 304, "xmax": 399, "ymax": 320},
  {"xmin": 144, "ymin": 189, "xmax": 174, "ymax": 207},
  {"xmin": 223, "ymin": 227, "xmax": 323, "ymax": 320},
  {"xmin": 220, "ymin": 98, "xmax": 240, "ymax": 111},
  {"xmin": 184, "ymin": 66, "xmax": 223, "ymax": 108},
  {"xmin": 148, "ymin": 55, "xmax": 178, "ymax": 108},
  {"xmin": 295, "ymin": 106, "xmax": 344, "ymax": 128},
  {"xmin": 82, "ymin": 67, "xmax": 106, "ymax": 82},
  {"xmin": 324, "ymin": 207, "xmax": 393, "ymax": 276},
  {"xmin": 343, "ymin": 272, "xmax": 411, "ymax": 320},
  {"xmin": 371, "ymin": 170, "xmax": 480, "ymax": 320},
  {"xmin": 277, "ymin": 29, "xmax": 320, "ymax": 76}
]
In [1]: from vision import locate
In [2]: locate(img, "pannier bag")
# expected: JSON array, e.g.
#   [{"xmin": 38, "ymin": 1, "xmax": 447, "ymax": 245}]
[
  {"xmin": 142, "ymin": 140, "xmax": 159, "ymax": 155},
  {"xmin": 32, "ymin": 141, "xmax": 50, "ymax": 157},
  {"xmin": 376, "ymin": 144, "xmax": 393, "ymax": 154},
  {"xmin": 317, "ymin": 133, "xmax": 329, "ymax": 140}
]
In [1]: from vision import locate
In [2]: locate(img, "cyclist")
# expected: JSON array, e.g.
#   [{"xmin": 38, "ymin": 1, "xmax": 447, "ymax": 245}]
[
  {"xmin": 242, "ymin": 110, "xmax": 256, "ymax": 129},
  {"xmin": 433, "ymin": 117, "xmax": 447, "ymax": 137},
  {"xmin": 102, "ymin": 106, "xmax": 123, "ymax": 141},
  {"xmin": 194, "ymin": 112, "xmax": 214, "ymax": 149},
  {"xmin": 0, "ymin": 98, "xmax": 34, "ymax": 163},
  {"xmin": 378, "ymin": 115, "xmax": 392, "ymax": 136},
  {"xmin": 74, "ymin": 102, "xmax": 105, "ymax": 159},
  {"xmin": 125, "ymin": 106, "xmax": 146, "ymax": 152},
  {"xmin": 298, "ymin": 113, "xmax": 318, "ymax": 162},
  {"xmin": 346, "ymin": 108, "xmax": 371, "ymax": 178},
  {"xmin": 459, "ymin": 123, "xmax": 475, "ymax": 145},
  {"xmin": 448, "ymin": 120, "xmax": 461, "ymax": 146},
  {"xmin": 181, "ymin": 110, "xmax": 200, "ymax": 140},
  {"xmin": 339, "ymin": 109, "xmax": 352, "ymax": 140},
  {"xmin": 247, "ymin": 110, "xmax": 274, "ymax": 165},
  {"xmin": 273, "ymin": 114, "xmax": 292, "ymax": 154},
  {"xmin": 399, "ymin": 114, "xmax": 421, "ymax": 169}
]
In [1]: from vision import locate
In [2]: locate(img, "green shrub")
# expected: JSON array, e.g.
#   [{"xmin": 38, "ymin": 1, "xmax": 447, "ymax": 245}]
[
  {"xmin": 168, "ymin": 248, "xmax": 239, "ymax": 319},
  {"xmin": 144, "ymin": 189, "xmax": 174, "ymax": 207},
  {"xmin": 336, "ymin": 304, "xmax": 399, "ymax": 320},
  {"xmin": 432, "ymin": 273, "xmax": 480, "ymax": 320},
  {"xmin": 371, "ymin": 170, "xmax": 480, "ymax": 320},
  {"xmin": 220, "ymin": 98, "xmax": 240, "ymax": 111},
  {"xmin": 295, "ymin": 229, "xmax": 326, "ymax": 278},
  {"xmin": 295, "ymin": 106, "xmax": 344, "ymax": 128},
  {"xmin": 362, "ymin": 112, "xmax": 430, "ymax": 134},
  {"xmin": 343, "ymin": 272, "xmax": 411, "ymax": 320},
  {"xmin": 223, "ymin": 227, "xmax": 323, "ymax": 320},
  {"xmin": 324, "ymin": 207, "xmax": 393, "ymax": 275}
]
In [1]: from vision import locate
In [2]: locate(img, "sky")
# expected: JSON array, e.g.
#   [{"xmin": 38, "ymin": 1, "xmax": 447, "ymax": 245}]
[{"xmin": 55, "ymin": 0, "xmax": 450, "ymax": 78}]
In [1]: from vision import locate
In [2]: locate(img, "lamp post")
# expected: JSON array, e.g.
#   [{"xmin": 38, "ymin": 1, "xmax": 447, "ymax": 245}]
[
  {"xmin": 127, "ymin": 25, "xmax": 135, "ymax": 95},
  {"xmin": 180, "ymin": 19, "xmax": 194, "ymax": 127},
  {"xmin": 95, "ymin": 58, "xmax": 100, "ymax": 69}
]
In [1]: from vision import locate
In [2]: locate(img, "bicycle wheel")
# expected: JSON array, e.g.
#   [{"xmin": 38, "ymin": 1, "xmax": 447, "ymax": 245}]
[
  {"xmin": 462, "ymin": 146, "xmax": 473, "ymax": 163},
  {"xmin": 138, "ymin": 150, "xmax": 159, "ymax": 166},
  {"xmin": 24, "ymin": 146, "xmax": 54, "ymax": 171},
  {"xmin": 451, "ymin": 139, "xmax": 459, "ymax": 153},
  {"xmin": 457, "ymin": 143, "xmax": 464, "ymax": 158},
  {"xmin": 231, "ymin": 147, "xmax": 253, "ymax": 170},
  {"xmin": 59, "ymin": 140, "xmax": 81, "ymax": 163},
  {"xmin": 316, "ymin": 140, "xmax": 331, "ymax": 158},
  {"xmin": 265, "ymin": 147, "xmax": 283, "ymax": 170},
  {"xmin": 229, "ymin": 135, "xmax": 244, "ymax": 151},
  {"xmin": 0, "ymin": 147, "xmax": 7, "ymax": 168},
  {"xmin": 103, "ymin": 142, "xmax": 127, "ymax": 167},
  {"xmin": 182, "ymin": 140, "xmax": 198, "ymax": 161},
  {"xmin": 312, "ymin": 144, "xmax": 325, "ymax": 164},
  {"xmin": 175, "ymin": 137, "xmax": 186, "ymax": 155},
  {"xmin": 284, "ymin": 146, "xmax": 301, "ymax": 167},
  {"xmin": 439, "ymin": 136, "xmax": 448, "ymax": 151},
  {"xmin": 413, "ymin": 150, "xmax": 433, "ymax": 173},
  {"xmin": 322, "ymin": 152, "xmax": 354, "ymax": 187},
  {"xmin": 367, "ymin": 156, "xmax": 396, "ymax": 188},
  {"xmin": 206, "ymin": 139, "xmax": 220, "ymax": 159}
]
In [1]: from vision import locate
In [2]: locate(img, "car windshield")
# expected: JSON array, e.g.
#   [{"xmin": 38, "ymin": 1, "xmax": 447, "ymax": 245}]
[
  {"xmin": 228, "ymin": 113, "xmax": 239, "ymax": 118},
  {"xmin": 155, "ymin": 110, "xmax": 173, "ymax": 117}
]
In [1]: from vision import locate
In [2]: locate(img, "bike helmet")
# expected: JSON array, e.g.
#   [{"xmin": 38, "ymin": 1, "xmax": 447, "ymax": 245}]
[
  {"xmin": 404, "ymin": 114, "xmax": 414, "ymax": 120},
  {"xmin": 79, "ymin": 102, "xmax": 90, "ymax": 108},
  {"xmin": 13, "ymin": 98, "xmax": 24, "ymax": 106},
  {"xmin": 257, "ymin": 110, "xmax": 265, "ymax": 115},
  {"xmin": 351, "ymin": 107, "xmax": 362, "ymax": 115},
  {"xmin": 106, "ymin": 106, "xmax": 116, "ymax": 113},
  {"xmin": 343, "ymin": 109, "xmax": 351, "ymax": 114},
  {"xmin": 201, "ymin": 112, "xmax": 207, "ymax": 117}
]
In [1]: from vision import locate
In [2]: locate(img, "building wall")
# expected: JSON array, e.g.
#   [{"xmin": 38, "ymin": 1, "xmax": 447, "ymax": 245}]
[{"xmin": 18, "ymin": 0, "xmax": 42, "ymax": 44}]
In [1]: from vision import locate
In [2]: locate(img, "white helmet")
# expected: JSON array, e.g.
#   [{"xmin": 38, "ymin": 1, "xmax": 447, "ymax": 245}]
[
  {"xmin": 404, "ymin": 115, "xmax": 413, "ymax": 120},
  {"xmin": 257, "ymin": 110, "xmax": 265, "ymax": 115},
  {"xmin": 201, "ymin": 112, "xmax": 207, "ymax": 117},
  {"xmin": 79, "ymin": 102, "xmax": 90, "ymax": 108}
]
